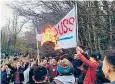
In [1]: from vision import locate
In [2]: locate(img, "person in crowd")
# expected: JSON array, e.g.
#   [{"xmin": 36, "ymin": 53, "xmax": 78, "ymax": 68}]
[
  {"xmin": 7, "ymin": 61, "xmax": 24, "ymax": 84},
  {"xmin": 29, "ymin": 60, "xmax": 38, "ymax": 84},
  {"xmin": 23, "ymin": 62, "xmax": 30, "ymax": 84},
  {"xmin": 51, "ymin": 58, "xmax": 75, "ymax": 84},
  {"xmin": 73, "ymin": 54, "xmax": 83, "ymax": 78},
  {"xmin": 47, "ymin": 57, "xmax": 58, "ymax": 82},
  {"xmin": 76, "ymin": 46, "xmax": 101, "ymax": 84},
  {"xmin": 41, "ymin": 59, "xmax": 48, "ymax": 68},
  {"xmin": 1, "ymin": 65, "xmax": 7, "ymax": 84},
  {"xmin": 74, "ymin": 49, "xmax": 89, "ymax": 84},
  {"xmin": 60, "ymin": 53, "xmax": 82, "ymax": 81},
  {"xmin": 102, "ymin": 49, "xmax": 115, "ymax": 84},
  {"xmin": 21, "ymin": 59, "xmax": 30, "ymax": 70},
  {"xmin": 32, "ymin": 66, "xmax": 48, "ymax": 84},
  {"xmin": 95, "ymin": 63, "xmax": 110, "ymax": 84},
  {"xmin": 4, "ymin": 64, "xmax": 12, "ymax": 84}
]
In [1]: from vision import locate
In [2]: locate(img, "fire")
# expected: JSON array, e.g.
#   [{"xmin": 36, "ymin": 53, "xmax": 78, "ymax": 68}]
[{"xmin": 41, "ymin": 25, "xmax": 59, "ymax": 49}]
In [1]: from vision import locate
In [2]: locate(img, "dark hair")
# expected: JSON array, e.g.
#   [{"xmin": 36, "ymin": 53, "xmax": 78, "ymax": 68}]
[
  {"xmin": 33, "ymin": 66, "xmax": 47, "ymax": 81},
  {"xmin": 105, "ymin": 49, "xmax": 115, "ymax": 69},
  {"xmin": 90, "ymin": 52, "xmax": 101, "ymax": 61},
  {"xmin": 42, "ymin": 58, "xmax": 47, "ymax": 61},
  {"xmin": 79, "ymin": 45, "xmax": 89, "ymax": 51},
  {"xmin": 82, "ymin": 52, "xmax": 89, "ymax": 60},
  {"xmin": 52, "ymin": 57, "xmax": 58, "ymax": 61},
  {"xmin": 60, "ymin": 54, "xmax": 69, "ymax": 60}
]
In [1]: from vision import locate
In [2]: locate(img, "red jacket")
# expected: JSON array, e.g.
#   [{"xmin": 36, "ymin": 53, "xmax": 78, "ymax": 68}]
[{"xmin": 79, "ymin": 54, "xmax": 99, "ymax": 84}]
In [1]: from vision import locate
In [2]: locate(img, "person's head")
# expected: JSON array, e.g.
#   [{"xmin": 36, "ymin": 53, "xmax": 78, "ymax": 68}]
[
  {"xmin": 51, "ymin": 57, "xmax": 58, "ymax": 65},
  {"xmin": 32, "ymin": 66, "xmax": 47, "ymax": 83},
  {"xmin": 102, "ymin": 50, "xmax": 115, "ymax": 82},
  {"xmin": 60, "ymin": 53, "xmax": 69, "ymax": 60},
  {"xmin": 1, "ymin": 65, "xmax": 6, "ymax": 71},
  {"xmin": 16, "ymin": 61, "xmax": 21, "ymax": 68},
  {"xmin": 57, "ymin": 58, "xmax": 73, "ymax": 75},
  {"xmin": 0, "ymin": 65, "xmax": 2, "ymax": 70},
  {"xmin": 89, "ymin": 52, "xmax": 101, "ymax": 62},
  {"xmin": 74, "ymin": 53, "xmax": 79, "ymax": 59},
  {"xmin": 42, "ymin": 59, "xmax": 47, "ymax": 65}
]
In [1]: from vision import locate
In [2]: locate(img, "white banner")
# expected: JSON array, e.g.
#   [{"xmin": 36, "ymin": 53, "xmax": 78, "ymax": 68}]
[{"xmin": 55, "ymin": 7, "xmax": 77, "ymax": 49}]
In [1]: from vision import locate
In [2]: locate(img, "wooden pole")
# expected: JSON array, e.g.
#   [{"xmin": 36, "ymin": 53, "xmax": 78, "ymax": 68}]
[
  {"xmin": 75, "ymin": 1, "xmax": 79, "ymax": 46},
  {"xmin": 35, "ymin": 28, "xmax": 40, "ymax": 64}
]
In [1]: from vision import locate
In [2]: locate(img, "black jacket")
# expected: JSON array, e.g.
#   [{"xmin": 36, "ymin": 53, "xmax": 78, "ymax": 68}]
[
  {"xmin": 95, "ymin": 63, "xmax": 110, "ymax": 84},
  {"xmin": 7, "ymin": 64, "xmax": 24, "ymax": 82}
]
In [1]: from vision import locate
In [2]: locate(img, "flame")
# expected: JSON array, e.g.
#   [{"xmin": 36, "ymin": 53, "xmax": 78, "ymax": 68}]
[{"xmin": 41, "ymin": 25, "xmax": 59, "ymax": 49}]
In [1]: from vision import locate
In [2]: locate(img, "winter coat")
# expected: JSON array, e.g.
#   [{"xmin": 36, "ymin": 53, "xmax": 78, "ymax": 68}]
[
  {"xmin": 103, "ymin": 81, "xmax": 115, "ymax": 84},
  {"xmin": 1, "ymin": 70, "xmax": 7, "ymax": 84},
  {"xmin": 7, "ymin": 64, "xmax": 24, "ymax": 82},
  {"xmin": 29, "ymin": 64, "xmax": 38, "ymax": 84},
  {"xmin": 95, "ymin": 63, "xmax": 110, "ymax": 84},
  {"xmin": 47, "ymin": 64, "xmax": 58, "ymax": 79},
  {"xmin": 23, "ymin": 67, "xmax": 30, "ymax": 84},
  {"xmin": 71, "ymin": 58, "xmax": 82, "ymax": 78},
  {"xmin": 79, "ymin": 54, "xmax": 99, "ymax": 84},
  {"xmin": 51, "ymin": 74, "xmax": 75, "ymax": 84}
]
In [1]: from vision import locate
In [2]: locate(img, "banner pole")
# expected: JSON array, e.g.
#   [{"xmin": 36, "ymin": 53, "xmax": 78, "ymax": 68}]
[
  {"xmin": 35, "ymin": 28, "xmax": 40, "ymax": 64},
  {"xmin": 75, "ymin": 1, "xmax": 79, "ymax": 46}
]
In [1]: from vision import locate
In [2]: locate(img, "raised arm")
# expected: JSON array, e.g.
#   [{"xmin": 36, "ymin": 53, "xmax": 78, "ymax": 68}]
[{"xmin": 79, "ymin": 54, "xmax": 97, "ymax": 67}]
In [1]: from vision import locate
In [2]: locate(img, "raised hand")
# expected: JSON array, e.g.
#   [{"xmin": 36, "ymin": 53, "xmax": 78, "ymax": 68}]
[{"xmin": 76, "ymin": 47, "xmax": 83, "ymax": 54}]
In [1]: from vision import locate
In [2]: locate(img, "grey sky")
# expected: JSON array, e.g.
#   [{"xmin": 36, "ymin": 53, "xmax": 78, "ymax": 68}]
[
  {"xmin": 0, "ymin": 0, "xmax": 13, "ymax": 29},
  {"xmin": 0, "ymin": 0, "xmax": 113, "ymax": 30},
  {"xmin": 0, "ymin": 0, "xmax": 31, "ymax": 33}
]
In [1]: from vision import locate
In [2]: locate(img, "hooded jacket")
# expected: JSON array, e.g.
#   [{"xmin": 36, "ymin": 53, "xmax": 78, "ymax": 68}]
[
  {"xmin": 51, "ymin": 74, "xmax": 75, "ymax": 84},
  {"xmin": 23, "ymin": 67, "xmax": 30, "ymax": 84}
]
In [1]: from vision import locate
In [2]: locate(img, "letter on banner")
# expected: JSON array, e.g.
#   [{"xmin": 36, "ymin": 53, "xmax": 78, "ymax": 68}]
[{"xmin": 55, "ymin": 7, "xmax": 77, "ymax": 49}]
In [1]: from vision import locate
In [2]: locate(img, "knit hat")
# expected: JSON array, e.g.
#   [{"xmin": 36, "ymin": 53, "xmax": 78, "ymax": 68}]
[
  {"xmin": 90, "ymin": 52, "xmax": 101, "ymax": 60},
  {"xmin": 57, "ymin": 58, "xmax": 73, "ymax": 74}
]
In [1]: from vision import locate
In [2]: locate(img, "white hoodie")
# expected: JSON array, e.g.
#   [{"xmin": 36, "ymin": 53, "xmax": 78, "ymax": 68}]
[
  {"xmin": 23, "ymin": 67, "xmax": 30, "ymax": 84},
  {"xmin": 54, "ymin": 74, "xmax": 75, "ymax": 84}
]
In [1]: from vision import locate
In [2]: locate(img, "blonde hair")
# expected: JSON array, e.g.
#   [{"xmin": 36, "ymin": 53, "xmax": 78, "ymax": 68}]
[{"xmin": 58, "ymin": 58, "xmax": 70, "ymax": 68}]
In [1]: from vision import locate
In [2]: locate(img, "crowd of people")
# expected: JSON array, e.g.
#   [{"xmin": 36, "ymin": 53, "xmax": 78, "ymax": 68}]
[{"xmin": 1, "ymin": 46, "xmax": 115, "ymax": 84}]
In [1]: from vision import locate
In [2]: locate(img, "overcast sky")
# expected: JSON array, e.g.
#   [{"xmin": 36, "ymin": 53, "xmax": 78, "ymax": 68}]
[
  {"xmin": 0, "ymin": 0, "xmax": 113, "ymax": 30},
  {"xmin": 0, "ymin": 0, "xmax": 13, "ymax": 29},
  {"xmin": 0, "ymin": 0, "xmax": 31, "ymax": 33}
]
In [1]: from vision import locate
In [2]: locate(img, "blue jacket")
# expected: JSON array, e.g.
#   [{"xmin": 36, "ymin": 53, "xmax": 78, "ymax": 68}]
[{"xmin": 1, "ymin": 70, "xmax": 7, "ymax": 84}]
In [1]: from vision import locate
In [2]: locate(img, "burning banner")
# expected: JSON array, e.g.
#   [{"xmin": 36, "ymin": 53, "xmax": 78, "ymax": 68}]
[{"xmin": 36, "ymin": 7, "xmax": 77, "ymax": 49}]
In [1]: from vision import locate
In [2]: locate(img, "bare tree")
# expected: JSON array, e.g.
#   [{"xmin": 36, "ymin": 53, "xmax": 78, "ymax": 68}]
[
  {"xmin": 6, "ymin": 0, "xmax": 115, "ymax": 54},
  {"xmin": 6, "ymin": 11, "xmax": 29, "ymax": 52}
]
